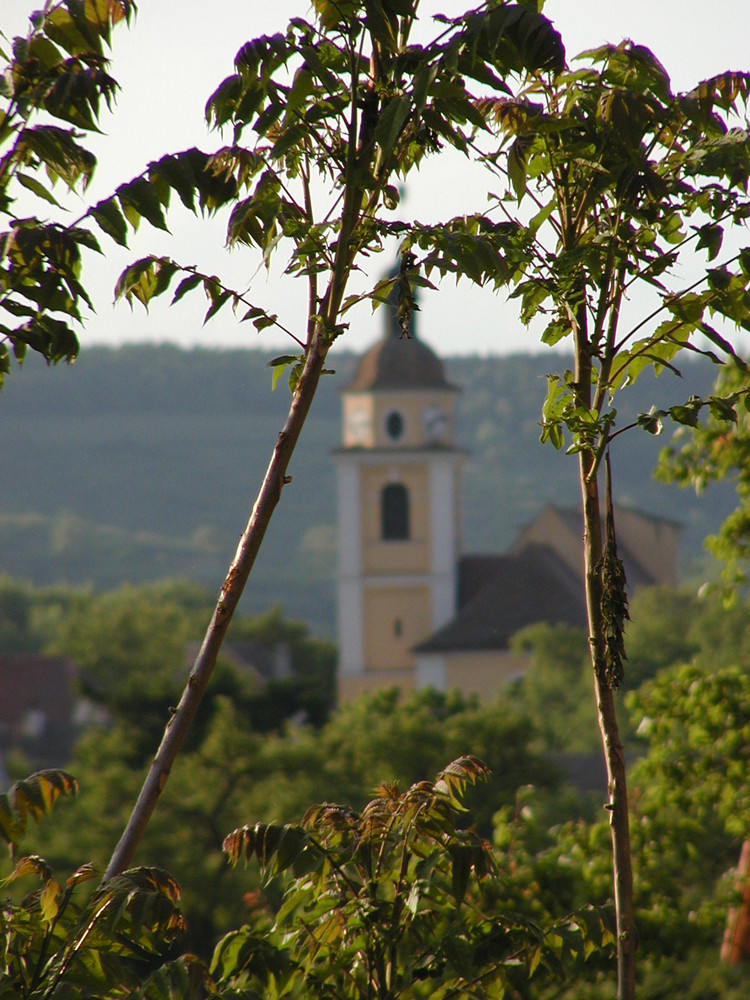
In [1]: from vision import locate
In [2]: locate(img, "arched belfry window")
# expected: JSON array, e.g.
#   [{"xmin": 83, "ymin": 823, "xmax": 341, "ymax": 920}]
[{"xmin": 381, "ymin": 483, "xmax": 410, "ymax": 540}]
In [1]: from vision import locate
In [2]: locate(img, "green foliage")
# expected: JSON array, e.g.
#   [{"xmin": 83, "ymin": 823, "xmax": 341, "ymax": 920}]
[
  {"xmin": 623, "ymin": 586, "xmax": 703, "ymax": 687},
  {"xmin": 69, "ymin": 0, "xmax": 575, "ymax": 887},
  {"xmin": 405, "ymin": 40, "xmax": 750, "ymax": 465},
  {"xmin": 227, "ymin": 606, "xmax": 337, "ymax": 728},
  {"xmin": 508, "ymin": 623, "xmax": 599, "ymax": 753},
  {"xmin": 0, "ymin": 575, "xmax": 37, "ymax": 651},
  {"xmin": 261, "ymin": 688, "xmax": 559, "ymax": 835},
  {"xmin": 48, "ymin": 583, "xmax": 194, "ymax": 752},
  {"xmin": 101, "ymin": 0, "xmax": 564, "ymax": 346},
  {"xmin": 30, "ymin": 687, "xmax": 559, "ymax": 956},
  {"xmin": 0, "ymin": 760, "xmax": 614, "ymax": 1000},
  {"xmin": 41, "ymin": 581, "xmax": 337, "ymax": 754},
  {"xmin": 5, "ymin": 4, "xmax": 750, "ymax": 996},
  {"xmin": 10, "ymin": 588, "xmax": 750, "ymax": 995},
  {"xmin": 0, "ymin": 769, "xmax": 77, "ymax": 853},
  {"xmin": 507, "ymin": 585, "xmax": 750, "ymax": 751},
  {"xmin": 619, "ymin": 662, "xmax": 750, "ymax": 973},
  {"xmin": 626, "ymin": 584, "xmax": 750, "ymax": 687},
  {"xmin": 0, "ymin": 766, "xmax": 195, "ymax": 1000},
  {"xmin": 0, "ymin": 0, "xmax": 136, "ymax": 383},
  {"xmin": 216, "ymin": 756, "xmax": 604, "ymax": 1000},
  {"xmin": 1, "ymin": 857, "xmax": 191, "ymax": 1000},
  {"xmin": 657, "ymin": 361, "xmax": 750, "ymax": 591},
  {"xmin": 485, "ymin": 651, "xmax": 750, "ymax": 997},
  {"xmin": 629, "ymin": 663, "xmax": 750, "ymax": 844},
  {"xmin": 404, "ymin": 32, "xmax": 750, "ymax": 995}
]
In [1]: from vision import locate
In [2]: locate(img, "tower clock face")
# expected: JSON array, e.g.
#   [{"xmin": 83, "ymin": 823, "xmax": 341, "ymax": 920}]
[
  {"xmin": 422, "ymin": 404, "xmax": 448, "ymax": 442},
  {"xmin": 346, "ymin": 404, "xmax": 371, "ymax": 444}
]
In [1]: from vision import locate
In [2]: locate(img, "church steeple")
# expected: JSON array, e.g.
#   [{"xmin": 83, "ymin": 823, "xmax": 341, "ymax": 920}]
[
  {"xmin": 334, "ymin": 275, "xmax": 466, "ymax": 701},
  {"xmin": 341, "ymin": 277, "xmax": 458, "ymax": 451},
  {"xmin": 346, "ymin": 280, "xmax": 455, "ymax": 391}
]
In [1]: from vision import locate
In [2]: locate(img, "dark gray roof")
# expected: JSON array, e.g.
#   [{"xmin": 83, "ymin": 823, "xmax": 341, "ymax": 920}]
[
  {"xmin": 414, "ymin": 543, "xmax": 587, "ymax": 653},
  {"xmin": 221, "ymin": 640, "xmax": 279, "ymax": 680},
  {"xmin": 346, "ymin": 267, "xmax": 456, "ymax": 392},
  {"xmin": 346, "ymin": 331, "xmax": 456, "ymax": 391}
]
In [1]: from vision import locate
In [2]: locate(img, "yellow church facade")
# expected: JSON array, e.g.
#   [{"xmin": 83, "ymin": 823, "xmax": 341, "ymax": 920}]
[{"xmin": 335, "ymin": 308, "xmax": 680, "ymax": 703}]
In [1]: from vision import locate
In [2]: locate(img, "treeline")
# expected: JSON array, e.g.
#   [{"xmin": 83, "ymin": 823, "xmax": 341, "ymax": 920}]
[{"xmin": 0, "ymin": 344, "xmax": 733, "ymax": 632}]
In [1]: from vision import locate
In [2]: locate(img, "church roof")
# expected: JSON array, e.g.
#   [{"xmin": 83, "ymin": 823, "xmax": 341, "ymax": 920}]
[
  {"xmin": 346, "ymin": 331, "xmax": 456, "ymax": 391},
  {"xmin": 414, "ymin": 543, "xmax": 587, "ymax": 653},
  {"xmin": 346, "ymin": 269, "xmax": 456, "ymax": 392}
]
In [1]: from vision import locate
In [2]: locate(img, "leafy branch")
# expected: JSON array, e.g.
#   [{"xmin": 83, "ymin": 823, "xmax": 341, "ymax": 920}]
[{"xmin": 0, "ymin": 0, "xmax": 136, "ymax": 382}]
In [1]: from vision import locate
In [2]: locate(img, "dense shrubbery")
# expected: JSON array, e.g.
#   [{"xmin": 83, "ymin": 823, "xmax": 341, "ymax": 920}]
[{"xmin": 4, "ymin": 637, "xmax": 750, "ymax": 998}]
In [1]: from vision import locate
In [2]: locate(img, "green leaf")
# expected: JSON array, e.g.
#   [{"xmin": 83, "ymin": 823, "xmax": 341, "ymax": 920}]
[
  {"xmin": 252, "ymin": 312, "xmax": 279, "ymax": 332},
  {"xmin": 115, "ymin": 257, "xmax": 176, "ymax": 308},
  {"xmin": 19, "ymin": 125, "xmax": 97, "ymax": 190},
  {"xmin": 287, "ymin": 66, "xmax": 315, "ymax": 112},
  {"xmin": 637, "ymin": 408, "xmax": 666, "ymax": 435},
  {"xmin": 203, "ymin": 282, "xmax": 232, "ymax": 323},
  {"xmin": 91, "ymin": 197, "xmax": 129, "ymax": 246},
  {"xmin": 271, "ymin": 123, "xmax": 307, "ymax": 160},
  {"xmin": 669, "ymin": 397, "xmax": 703, "ymax": 427},
  {"xmin": 140, "ymin": 958, "xmax": 209, "ymax": 999},
  {"xmin": 507, "ymin": 138, "xmax": 527, "ymax": 202},
  {"xmin": 171, "ymin": 273, "xmax": 203, "ymax": 304},
  {"xmin": 698, "ymin": 322, "xmax": 749, "ymax": 370},
  {"xmin": 267, "ymin": 354, "xmax": 301, "ymax": 390},
  {"xmin": 0, "ymin": 770, "xmax": 78, "ymax": 847},
  {"xmin": 374, "ymin": 95, "xmax": 411, "ymax": 155},
  {"xmin": 450, "ymin": 844, "xmax": 473, "ymax": 906},
  {"xmin": 117, "ymin": 178, "xmax": 170, "ymax": 233},
  {"xmin": 15, "ymin": 172, "xmax": 63, "ymax": 207},
  {"xmin": 149, "ymin": 152, "xmax": 199, "ymax": 212},
  {"xmin": 3, "ymin": 854, "xmax": 53, "ymax": 886},
  {"xmin": 40, "ymin": 878, "xmax": 61, "ymax": 923},
  {"xmin": 694, "ymin": 222, "xmax": 723, "ymax": 261}
]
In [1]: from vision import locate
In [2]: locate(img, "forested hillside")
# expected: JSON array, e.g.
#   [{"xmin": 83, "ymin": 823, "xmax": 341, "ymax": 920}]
[{"xmin": 0, "ymin": 344, "xmax": 732, "ymax": 633}]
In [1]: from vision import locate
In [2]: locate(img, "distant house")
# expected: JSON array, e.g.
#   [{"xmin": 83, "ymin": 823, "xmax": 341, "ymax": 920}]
[
  {"xmin": 0, "ymin": 654, "xmax": 78, "ymax": 767},
  {"xmin": 185, "ymin": 640, "xmax": 292, "ymax": 687},
  {"xmin": 335, "ymin": 299, "xmax": 680, "ymax": 703}
]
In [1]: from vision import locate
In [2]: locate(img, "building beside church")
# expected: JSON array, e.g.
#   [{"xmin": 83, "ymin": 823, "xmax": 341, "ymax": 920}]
[
  {"xmin": 334, "ymin": 303, "xmax": 680, "ymax": 703},
  {"xmin": 0, "ymin": 654, "xmax": 78, "ymax": 768}
]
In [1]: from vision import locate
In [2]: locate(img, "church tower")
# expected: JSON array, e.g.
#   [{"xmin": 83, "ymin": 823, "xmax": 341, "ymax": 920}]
[{"xmin": 335, "ymin": 295, "xmax": 465, "ymax": 701}]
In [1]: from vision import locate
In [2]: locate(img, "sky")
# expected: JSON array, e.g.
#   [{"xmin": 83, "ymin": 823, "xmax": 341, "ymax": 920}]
[{"xmin": 5, "ymin": 0, "xmax": 750, "ymax": 358}]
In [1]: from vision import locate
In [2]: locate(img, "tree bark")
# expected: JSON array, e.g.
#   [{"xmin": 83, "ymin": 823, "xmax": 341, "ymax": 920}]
[
  {"xmin": 578, "ymin": 458, "xmax": 636, "ymax": 1000},
  {"xmin": 104, "ymin": 333, "xmax": 331, "ymax": 880},
  {"xmin": 574, "ymin": 308, "xmax": 636, "ymax": 999},
  {"xmin": 721, "ymin": 839, "xmax": 750, "ymax": 964}
]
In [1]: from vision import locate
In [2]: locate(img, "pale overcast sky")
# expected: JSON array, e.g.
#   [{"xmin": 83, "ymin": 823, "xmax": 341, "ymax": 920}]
[{"xmin": 5, "ymin": 1, "xmax": 750, "ymax": 357}]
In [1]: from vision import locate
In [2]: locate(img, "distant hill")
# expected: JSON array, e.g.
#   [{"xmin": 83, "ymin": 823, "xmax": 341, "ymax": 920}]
[{"xmin": 0, "ymin": 344, "xmax": 735, "ymax": 634}]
